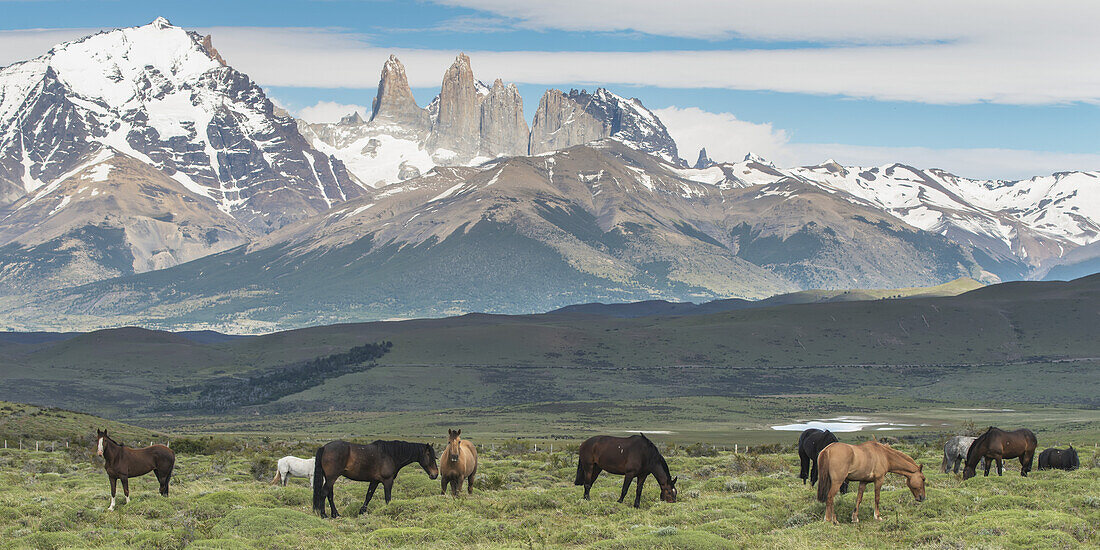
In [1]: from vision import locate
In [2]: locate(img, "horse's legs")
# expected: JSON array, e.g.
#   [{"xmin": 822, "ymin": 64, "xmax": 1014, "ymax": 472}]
[
  {"xmin": 382, "ymin": 478, "xmax": 394, "ymax": 504},
  {"xmin": 108, "ymin": 476, "xmax": 118, "ymax": 511},
  {"xmin": 1020, "ymin": 451, "xmax": 1033, "ymax": 477},
  {"xmin": 467, "ymin": 472, "xmax": 475, "ymax": 494},
  {"xmin": 799, "ymin": 448, "xmax": 810, "ymax": 484},
  {"xmin": 120, "ymin": 477, "xmax": 130, "ymax": 505},
  {"xmin": 873, "ymin": 479, "xmax": 883, "ymax": 521},
  {"xmin": 325, "ymin": 478, "xmax": 339, "ymax": 518},
  {"xmin": 823, "ymin": 482, "xmax": 841, "ymax": 525},
  {"xmin": 851, "ymin": 482, "xmax": 866, "ymax": 523},
  {"xmin": 633, "ymin": 474, "xmax": 647, "ymax": 508},
  {"xmin": 618, "ymin": 474, "xmax": 634, "ymax": 503},
  {"xmin": 451, "ymin": 477, "xmax": 460, "ymax": 497},
  {"xmin": 584, "ymin": 466, "xmax": 601, "ymax": 500},
  {"xmin": 983, "ymin": 458, "xmax": 991, "ymax": 476},
  {"xmin": 360, "ymin": 481, "xmax": 379, "ymax": 514},
  {"xmin": 440, "ymin": 477, "xmax": 448, "ymax": 495},
  {"xmin": 996, "ymin": 458, "xmax": 1004, "ymax": 476}
]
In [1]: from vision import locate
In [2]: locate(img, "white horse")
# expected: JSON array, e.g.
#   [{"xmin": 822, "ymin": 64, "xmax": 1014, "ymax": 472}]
[{"xmin": 271, "ymin": 456, "xmax": 315, "ymax": 487}]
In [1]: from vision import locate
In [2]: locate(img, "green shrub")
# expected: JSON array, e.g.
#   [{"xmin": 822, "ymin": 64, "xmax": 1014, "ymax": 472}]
[{"xmin": 249, "ymin": 456, "xmax": 273, "ymax": 481}]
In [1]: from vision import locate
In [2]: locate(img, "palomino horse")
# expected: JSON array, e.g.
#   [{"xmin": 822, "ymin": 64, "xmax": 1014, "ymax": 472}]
[
  {"xmin": 574, "ymin": 434, "xmax": 677, "ymax": 508},
  {"xmin": 816, "ymin": 440, "xmax": 926, "ymax": 524},
  {"xmin": 271, "ymin": 456, "xmax": 315, "ymax": 487},
  {"xmin": 95, "ymin": 429, "xmax": 175, "ymax": 511},
  {"xmin": 798, "ymin": 428, "xmax": 848, "ymax": 493},
  {"xmin": 962, "ymin": 427, "xmax": 1037, "ymax": 480},
  {"xmin": 312, "ymin": 440, "xmax": 438, "ymax": 518},
  {"xmin": 440, "ymin": 429, "xmax": 478, "ymax": 496},
  {"xmin": 1038, "ymin": 447, "xmax": 1079, "ymax": 471}
]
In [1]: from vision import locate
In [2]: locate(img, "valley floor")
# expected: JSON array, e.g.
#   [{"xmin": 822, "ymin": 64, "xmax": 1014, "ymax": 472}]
[{"xmin": 1, "ymin": 443, "xmax": 1097, "ymax": 549}]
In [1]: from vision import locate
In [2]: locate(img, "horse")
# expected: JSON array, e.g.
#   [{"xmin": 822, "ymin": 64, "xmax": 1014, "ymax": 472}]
[
  {"xmin": 941, "ymin": 436, "xmax": 989, "ymax": 474},
  {"xmin": 270, "ymin": 456, "xmax": 315, "ymax": 487},
  {"xmin": 95, "ymin": 429, "xmax": 175, "ymax": 511},
  {"xmin": 798, "ymin": 428, "xmax": 848, "ymax": 493},
  {"xmin": 312, "ymin": 439, "xmax": 438, "ymax": 518},
  {"xmin": 439, "ymin": 429, "xmax": 478, "ymax": 496},
  {"xmin": 574, "ymin": 434, "xmax": 677, "ymax": 508},
  {"xmin": 816, "ymin": 439, "xmax": 925, "ymax": 525},
  {"xmin": 962, "ymin": 427, "xmax": 1037, "ymax": 480},
  {"xmin": 1038, "ymin": 447, "xmax": 1080, "ymax": 471}
]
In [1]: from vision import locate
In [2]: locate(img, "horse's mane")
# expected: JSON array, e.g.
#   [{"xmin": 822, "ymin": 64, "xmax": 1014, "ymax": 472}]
[
  {"xmin": 966, "ymin": 428, "xmax": 995, "ymax": 464},
  {"xmin": 370, "ymin": 440, "xmax": 433, "ymax": 462},
  {"xmin": 637, "ymin": 434, "xmax": 672, "ymax": 479}
]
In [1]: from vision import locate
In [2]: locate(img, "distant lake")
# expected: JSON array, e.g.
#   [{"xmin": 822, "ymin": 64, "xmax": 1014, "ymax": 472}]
[{"xmin": 771, "ymin": 416, "xmax": 915, "ymax": 432}]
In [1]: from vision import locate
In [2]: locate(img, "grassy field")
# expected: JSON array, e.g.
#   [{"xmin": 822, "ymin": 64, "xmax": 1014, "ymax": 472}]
[{"xmin": 1, "ymin": 437, "xmax": 1098, "ymax": 549}]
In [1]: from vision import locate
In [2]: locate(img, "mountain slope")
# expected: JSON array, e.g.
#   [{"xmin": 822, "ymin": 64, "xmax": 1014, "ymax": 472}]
[
  {"xmin": 0, "ymin": 152, "xmax": 252, "ymax": 293},
  {"xmin": 0, "ymin": 141, "xmax": 995, "ymax": 331},
  {"xmin": 0, "ymin": 18, "xmax": 368, "ymax": 289}
]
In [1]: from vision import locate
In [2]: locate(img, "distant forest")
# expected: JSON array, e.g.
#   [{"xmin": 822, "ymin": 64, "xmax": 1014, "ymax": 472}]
[{"xmin": 152, "ymin": 341, "xmax": 392, "ymax": 412}]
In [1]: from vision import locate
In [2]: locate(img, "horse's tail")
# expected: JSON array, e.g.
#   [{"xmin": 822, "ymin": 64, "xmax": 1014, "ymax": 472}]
[
  {"xmin": 312, "ymin": 446, "xmax": 327, "ymax": 515},
  {"xmin": 574, "ymin": 460, "xmax": 585, "ymax": 485},
  {"xmin": 271, "ymin": 469, "xmax": 282, "ymax": 485},
  {"xmin": 816, "ymin": 462, "xmax": 831, "ymax": 503}
]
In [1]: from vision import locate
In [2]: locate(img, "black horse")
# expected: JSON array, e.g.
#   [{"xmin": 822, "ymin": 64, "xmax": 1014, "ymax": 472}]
[
  {"xmin": 1038, "ymin": 446, "xmax": 1079, "ymax": 471},
  {"xmin": 798, "ymin": 428, "xmax": 848, "ymax": 493},
  {"xmin": 574, "ymin": 434, "xmax": 677, "ymax": 508},
  {"xmin": 312, "ymin": 440, "xmax": 438, "ymax": 518}
]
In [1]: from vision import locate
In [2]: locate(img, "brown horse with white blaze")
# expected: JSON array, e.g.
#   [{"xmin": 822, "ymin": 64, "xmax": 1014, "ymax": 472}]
[
  {"xmin": 95, "ymin": 429, "xmax": 175, "ymax": 511},
  {"xmin": 575, "ymin": 434, "xmax": 677, "ymax": 508},
  {"xmin": 816, "ymin": 440, "xmax": 925, "ymax": 524},
  {"xmin": 440, "ymin": 429, "xmax": 478, "ymax": 496}
]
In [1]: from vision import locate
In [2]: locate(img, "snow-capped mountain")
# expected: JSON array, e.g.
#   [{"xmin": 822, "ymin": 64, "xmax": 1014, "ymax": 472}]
[
  {"xmin": 0, "ymin": 18, "xmax": 367, "ymax": 288},
  {"xmin": 0, "ymin": 18, "xmax": 364, "ymax": 230},
  {"xmin": 530, "ymin": 87, "xmax": 682, "ymax": 167},
  {"xmin": 300, "ymin": 54, "xmax": 683, "ymax": 188},
  {"xmin": 686, "ymin": 155, "xmax": 1099, "ymax": 280}
]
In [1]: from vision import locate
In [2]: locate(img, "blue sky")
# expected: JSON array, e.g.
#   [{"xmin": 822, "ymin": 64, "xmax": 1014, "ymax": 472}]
[{"xmin": 2, "ymin": 0, "xmax": 1099, "ymax": 179}]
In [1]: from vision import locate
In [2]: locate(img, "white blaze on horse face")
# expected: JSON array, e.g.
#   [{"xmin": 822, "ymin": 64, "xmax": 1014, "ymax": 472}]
[{"xmin": 97, "ymin": 437, "xmax": 104, "ymax": 456}]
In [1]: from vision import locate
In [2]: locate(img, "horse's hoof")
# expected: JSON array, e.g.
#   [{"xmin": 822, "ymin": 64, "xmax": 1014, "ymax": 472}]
[{"xmin": 358, "ymin": 507, "xmax": 368, "ymax": 515}]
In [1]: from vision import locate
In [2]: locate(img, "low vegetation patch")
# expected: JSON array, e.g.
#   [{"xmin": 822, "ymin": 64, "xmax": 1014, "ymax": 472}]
[{"xmin": 0, "ymin": 440, "xmax": 1097, "ymax": 548}]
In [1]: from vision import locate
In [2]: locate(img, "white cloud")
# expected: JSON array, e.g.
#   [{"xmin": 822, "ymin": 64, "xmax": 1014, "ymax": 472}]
[
  {"xmin": 653, "ymin": 107, "xmax": 789, "ymax": 164},
  {"xmin": 3, "ymin": 8, "xmax": 1100, "ymax": 105},
  {"xmin": 297, "ymin": 101, "xmax": 369, "ymax": 124},
  {"xmin": 657, "ymin": 105, "xmax": 1100, "ymax": 179}
]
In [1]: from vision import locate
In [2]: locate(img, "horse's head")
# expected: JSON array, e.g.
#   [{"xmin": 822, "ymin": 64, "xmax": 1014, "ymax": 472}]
[
  {"xmin": 95, "ymin": 429, "xmax": 107, "ymax": 456},
  {"xmin": 446, "ymin": 429, "xmax": 462, "ymax": 464},
  {"xmin": 660, "ymin": 476, "xmax": 678, "ymax": 503},
  {"xmin": 908, "ymin": 463, "xmax": 926, "ymax": 502},
  {"xmin": 420, "ymin": 443, "xmax": 439, "ymax": 479}
]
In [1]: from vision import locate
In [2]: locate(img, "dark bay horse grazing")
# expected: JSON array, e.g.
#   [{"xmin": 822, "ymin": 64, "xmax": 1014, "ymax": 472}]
[
  {"xmin": 95, "ymin": 429, "xmax": 175, "ymax": 510},
  {"xmin": 798, "ymin": 429, "xmax": 848, "ymax": 493},
  {"xmin": 816, "ymin": 440, "xmax": 925, "ymax": 525},
  {"xmin": 1038, "ymin": 447, "xmax": 1080, "ymax": 471},
  {"xmin": 574, "ymin": 434, "xmax": 677, "ymax": 508},
  {"xmin": 962, "ymin": 427, "xmax": 1037, "ymax": 480},
  {"xmin": 312, "ymin": 440, "xmax": 438, "ymax": 518}
]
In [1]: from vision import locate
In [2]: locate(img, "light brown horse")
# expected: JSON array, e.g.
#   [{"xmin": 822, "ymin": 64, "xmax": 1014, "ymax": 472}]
[
  {"xmin": 440, "ymin": 429, "xmax": 478, "ymax": 496},
  {"xmin": 816, "ymin": 439, "xmax": 925, "ymax": 524},
  {"xmin": 95, "ymin": 429, "xmax": 175, "ymax": 511}
]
